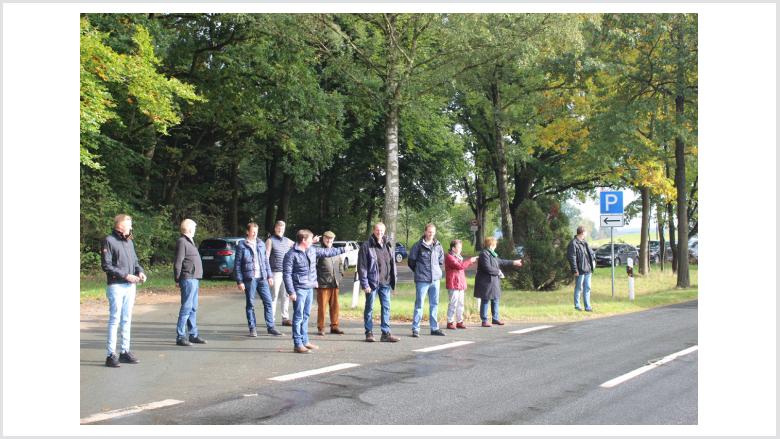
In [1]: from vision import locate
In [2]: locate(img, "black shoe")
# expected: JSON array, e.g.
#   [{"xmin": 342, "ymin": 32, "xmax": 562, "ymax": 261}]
[
  {"xmin": 119, "ymin": 351, "xmax": 139, "ymax": 364},
  {"xmin": 411, "ymin": 330, "xmax": 420, "ymax": 338},
  {"xmin": 249, "ymin": 328, "xmax": 258, "ymax": 337},
  {"xmin": 365, "ymin": 332, "xmax": 375, "ymax": 342},
  {"xmin": 585, "ymin": 308, "xmax": 594, "ymax": 313},
  {"xmin": 268, "ymin": 328, "xmax": 283, "ymax": 336},
  {"xmin": 189, "ymin": 335, "xmax": 207, "ymax": 344},
  {"xmin": 105, "ymin": 354, "xmax": 120, "ymax": 368},
  {"xmin": 177, "ymin": 337, "xmax": 192, "ymax": 346},
  {"xmin": 380, "ymin": 333, "xmax": 400, "ymax": 342},
  {"xmin": 431, "ymin": 329, "xmax": 446, "ymax": 336}
]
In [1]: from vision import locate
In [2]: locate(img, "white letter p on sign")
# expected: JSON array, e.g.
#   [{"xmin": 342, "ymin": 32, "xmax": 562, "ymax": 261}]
[{"xmin": 605, "ymin": 194, "xmax": 618, "ymax": 210}]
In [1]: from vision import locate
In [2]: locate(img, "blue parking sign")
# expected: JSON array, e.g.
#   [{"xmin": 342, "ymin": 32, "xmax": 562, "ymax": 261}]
[{"xmin": 600, "ymin": 191, "xmax": 623, "ymax": 214}]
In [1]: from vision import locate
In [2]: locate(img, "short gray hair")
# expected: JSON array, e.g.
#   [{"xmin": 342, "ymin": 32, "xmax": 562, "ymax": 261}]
[{"xmin": 180, "ymin": 219, "xmax": 197, "ymax": 234}]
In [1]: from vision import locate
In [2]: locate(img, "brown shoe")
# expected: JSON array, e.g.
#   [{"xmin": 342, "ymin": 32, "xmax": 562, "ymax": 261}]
[
  {"xmin": 304, "ymin": 343, "xmax": 319, "ymax": 350},
  {"xmin": 365, "ymin": 332, "xmax": 375, "ymax": 342},
  {"xmin": 380, "ymin": 333, "xmax": 399, "ymax": 342},
  {"xmin": 282, "ymin": 319, "xmax": 292, "ymax": 326},
  {"xmin": 446, "ymin": 322, "xmax": 456, "ymax": 330},
  {"xmin": 456, "ymin": 322, "xmax": 467, "ymax": 329},
  {"xmin": 492, "ymin": 319, "xmax": 505, "ymax": 326},
  {"xmin": 330, "ymin": 327, "xmax": 344, "ymax": 335},
  {"xmin": 481, "ymin": 321, "xmax": 492, "ymax": 327},
  {"xmin": 294, "ymin": 346, "xmax": 309, "ymax": 354}
]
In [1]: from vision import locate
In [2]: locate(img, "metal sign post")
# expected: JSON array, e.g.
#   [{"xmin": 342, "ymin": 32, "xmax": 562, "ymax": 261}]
[
  {"xmin": 600, "ymin": 191, "xmax": 624, "ymax": 299},
  {"xmin": 611, "ymin": 227, "xmax": 615, "ymax": 298}
]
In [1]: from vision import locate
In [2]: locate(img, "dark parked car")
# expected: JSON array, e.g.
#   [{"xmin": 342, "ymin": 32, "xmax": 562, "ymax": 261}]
[
  {"xmin": 594, "ymin": 243, "xmax": 639, "ymax": 267},
  {"xmin": 199, "ymin": 237, "xmax": 244, "ymax": 279},
  {"xmin": 394, "ymin": 242, "xmax": 408, "ymax": 263},
  {"xmin": 648, "ymin": 240, "xmax": 674, "ymax": 263}
]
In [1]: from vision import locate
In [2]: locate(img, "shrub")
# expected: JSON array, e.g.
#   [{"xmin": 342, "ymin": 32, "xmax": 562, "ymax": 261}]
[{"xmin": 508, "ymin": 198, "xmax": 572, "ymax": 291}]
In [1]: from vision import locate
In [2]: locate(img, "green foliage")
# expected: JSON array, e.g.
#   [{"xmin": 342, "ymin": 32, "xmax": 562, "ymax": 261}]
[{"xmin": 509, "ymin": 198, "xmax": 572, "ymax": 290}]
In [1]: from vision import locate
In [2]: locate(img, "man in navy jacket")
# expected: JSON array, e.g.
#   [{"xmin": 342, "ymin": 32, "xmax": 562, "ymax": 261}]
[
  {"xmin": 283, "ymin": 229, "xmax": 345, "ymax": 353},
  {"xmin": 234, "ymin": 222, "xmax": 282, "ymax": 337}
]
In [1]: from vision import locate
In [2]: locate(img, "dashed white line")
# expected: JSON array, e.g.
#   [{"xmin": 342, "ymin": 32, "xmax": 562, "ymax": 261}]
[
  {"xmin": 509, "ymin": 325, "xmax": 555, "ymax": 334},
  {"xmin": 413, "ymin": 340, "xmax": 475, "ymax": 353},
  {"xmin": 268, "ymin": 363, "xmax": 360, "ymax": 382},
  {"xmin": 600, "ymin": 345, "xmax": 699, "ymax": 388},
  {"xmin": 80, "ymin": 399, "xmax": 183, "ymax": 424}
]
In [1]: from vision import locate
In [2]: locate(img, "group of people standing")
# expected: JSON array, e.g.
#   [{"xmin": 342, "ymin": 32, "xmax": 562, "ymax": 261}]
[{"xmin": 102, "ymin": 215, "xmax": 607, "ymax": 366}]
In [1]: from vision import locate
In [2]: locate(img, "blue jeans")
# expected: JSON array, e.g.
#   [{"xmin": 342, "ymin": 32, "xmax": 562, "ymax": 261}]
[
  {"xmin": 412, "ymin": 281, "xmax": 441, "ymax": 332},
  {"xmin": 574, "ymin": 273, "xmax": 592, "ymax": 310},
  {"xmin": 364, "ymin": 284, "xmax": 392, "ymax": 335},
  {"xmin": 106, "ymin": 282, "xmax": 136, "ymax": 356},
  {"xmin": 177, "ymin": 279, "xmax": 199, "ymax": 339},
  {"xmin": 245, "ymin": 277, "xmax": 274, "ymax": 330},
  {"xmin": 291, "ymin": 288, "xmax": 313, "ymax": 348},
  {"xmin": 479, "ymin": 298, "xmax": 500, "ymax": 323}
]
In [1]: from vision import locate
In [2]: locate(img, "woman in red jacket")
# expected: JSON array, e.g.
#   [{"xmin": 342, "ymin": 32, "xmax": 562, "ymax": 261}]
[{"xmin": 444, "ymin": 239, "xmax": 478, "ymax": 329}]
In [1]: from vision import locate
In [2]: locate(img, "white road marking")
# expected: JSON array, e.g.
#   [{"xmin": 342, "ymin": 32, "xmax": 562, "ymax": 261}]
[
  {"xmin": 268, "ymin": 363, "xmax": 360, "ymax": 382},
  {"xmin": 509, "ymin": 325, "xmax": 555, "ymax": 334},
  {"xmin": 413, "ymin": 340, "xmax": 475, "ymax": 353},
  {"xmin": 600, "ymin": 345, "xmax": 699, "ymax": 388},
  {"xmin": 80, "ymin": 399, "xmax": 183, "ymax": 424}
]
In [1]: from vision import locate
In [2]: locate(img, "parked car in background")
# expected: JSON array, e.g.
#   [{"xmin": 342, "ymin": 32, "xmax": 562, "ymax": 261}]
[
  {"xmin": 394, "ymin": 242, "xmax": 408, "ymax": 263},
  {"xmin": 332, "ymin": 240, "xmax": 359, "ymax": 270},
  {"xmin": 688, "ymin": 239, "xmax": 698, "ymax": 264},
  {"xmin": 594, "ymin": 243, "xmax": 639, "ymax": 267},
  {"xmin": 648, "ymin": 240, "xmax": 674, "ymax": 263},
  {"xmin": 199, "ymin": 237, "xmax": 244, "ymax": 279}
]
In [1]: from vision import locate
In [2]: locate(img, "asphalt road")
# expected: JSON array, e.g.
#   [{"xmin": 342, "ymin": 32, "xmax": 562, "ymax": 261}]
[{"xmin": 80, "ymin": 295, "xmax": 697, "ymax": 425}]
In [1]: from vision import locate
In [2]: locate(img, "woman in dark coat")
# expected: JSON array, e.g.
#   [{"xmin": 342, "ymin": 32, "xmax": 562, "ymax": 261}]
[{"xmin": 473, "ymin": 237, "xmax": 523, "ymax": 326}]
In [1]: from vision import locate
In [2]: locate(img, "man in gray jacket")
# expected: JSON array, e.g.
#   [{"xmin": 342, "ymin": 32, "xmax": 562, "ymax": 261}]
[
  {"xmin": 101, "ymin": 214, "xmax": 147, "ymax": 367},
  {"xmin": 566, "ymin": 225, "xmax": 597, "ymax": 312},
  {"xmin": 173, "ymin": 219, "xmax": 206, "ymax": 346},
  {"xmin": 408, "ymin": 223, "xmax": 446, "ymax": 337}
]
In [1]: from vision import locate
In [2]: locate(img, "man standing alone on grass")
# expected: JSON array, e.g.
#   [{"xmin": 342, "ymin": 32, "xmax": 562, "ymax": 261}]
[
  {"xmin": 101, "ymin": 214, "xmax": 147, "ymax": 367},
  {"xmin": 315, "ymin": 231, "xmax": 344, "ymax": 336},
  {"xmin": 566, "ymin": 225, "xmax": 596, "ymax": 312},
  {"xmin": 408, "ymin": 223, "xmax": 446, "ymax": 337},
  {"xmin": 357, "ymin": 222, "xmax": 400, "ymax": 343},
  {"xmin": 173, "ymin": 219, "xmax": 206, "ymax": 346},
  {"xmin": 283, "ymin": 229, "xmax": 347, "ymax": 353}
]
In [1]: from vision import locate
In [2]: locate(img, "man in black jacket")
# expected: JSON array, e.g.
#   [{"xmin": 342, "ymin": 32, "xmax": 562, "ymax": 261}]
[
  {"xmin": 566, "ymin": 226, "xmax": 596, "ymax": 312},
  {"xmin": 101, "ymin": 214, "xmax": 147, "ymax": 367},
  {"xmin": 173, "ymin": 219, "xmax": 206, "ymax": 346}
]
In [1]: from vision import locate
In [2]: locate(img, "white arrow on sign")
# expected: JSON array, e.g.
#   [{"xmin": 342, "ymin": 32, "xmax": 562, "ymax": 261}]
[{"xmin": 600, "ymin": 215, "xmax": 624, "ymax": 227}]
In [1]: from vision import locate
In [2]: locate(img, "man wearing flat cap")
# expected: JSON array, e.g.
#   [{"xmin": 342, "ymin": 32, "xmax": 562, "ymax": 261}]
[{"xmin": 315, "ymin": 231, "xmax": 344, "ymax": 336}]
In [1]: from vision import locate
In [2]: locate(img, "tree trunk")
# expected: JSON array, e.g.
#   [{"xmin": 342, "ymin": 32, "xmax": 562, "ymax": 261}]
[
  {"xmin": 657, "ymin": 204, "xmax": 665, "ymax": 272},
  {"xmin": 230, "ymin": 159, "xmax": 240, "ymax": 236},
  {"xmin": 276, "ymin": 172, "xmax": 293, "ymax": 223},
  {"xmin": 510, "ymin": 164, "xmax": 533, "ymax": 244},
  {"xmin": 673, "ymin": 22, "xmax": 690, "ymax": 288},
  {"xmin": 490, "ymin": 78, "xmax": 513, "ymax": 247},
  {"xmin": 264, "ymin": 151, "xmax": 278, "ymax": 233},
  {"xmin": 639, "ymin": 186, "xmax": 650, "ymax": 275},
  {"xmin": 366, "ymin": 199, "xmax": 376, "ymax": 238},
  {"xmin": 142, "ymin": 140, "xmax": 157, "ymax": 202},
  {"xmin": 382, "ymin": 97, "xmax": 401, "ymax": 247}
]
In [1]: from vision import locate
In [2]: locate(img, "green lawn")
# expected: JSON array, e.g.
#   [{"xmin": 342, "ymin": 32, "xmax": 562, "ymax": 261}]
[
  {"xmin": 337, "ymin": 265, "xmax": 698, "ymax": 323},
  {"xmin": 82, "ymin": 264, "xmax": 697, "ymax": 323}
]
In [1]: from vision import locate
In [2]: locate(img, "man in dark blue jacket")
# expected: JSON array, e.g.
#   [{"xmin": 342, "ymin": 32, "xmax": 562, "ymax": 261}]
[
  {"xmin": 408, "ymin": 223, "xmax": 446, "ymax": 337},
  {"xmin": 357, "ymin": 222, "xmax": 400, "ymax": 343},
  {"xmin": 283, "ymin": 229, "xmax": 346, "ymax": 353},
  {"xmin": 101, "ymin": 214, "xmax": 147, "ymax": 367},
  {"xmin": 234, "ymin": 222, "xmax": 282, "ymax": 337}
]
